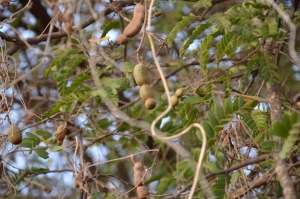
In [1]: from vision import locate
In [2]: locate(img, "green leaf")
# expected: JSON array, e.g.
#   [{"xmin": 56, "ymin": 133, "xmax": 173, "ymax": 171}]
[
  {"xmin": 207, "ymin": 12, "xmax": 231, "ymax": 33},
  {"xmin": 272, "ymin": 121, "xmax": 289, "ymax": 138},
  {"xmin": 243, "ymin": 100, "xmax": 258, "ymax": 110},
  {"xmin": 36, "ymin": 150, "xmax": 49, "ymax": 159},
  {"xmin": 121, "ymin": 62, "xmax": 135, "ymax": 73},
  {"xmin": 203, "ymin": 162, "xmax": 220, "ymax": 173},
  {"xmin": 242, "ymin": 113, "xmax": 259, "ymax": 136},
  {"xmin": 261, "ymin": 18, "xmax": 278, "ymax": 39},
  {"xmin": 176, "ymin": 160, "xmax": 189, "ymax": 171},
  {"xmin": 193, "ymin": 0, "xmax": 212, "ymax": 10},
  {"xmin": 214, "ymin": 125, "xmax": 224, "ymax": 132},
  {"xmin": 206, "ymin": 111, "xmax": 219, "ymax": 128},
  {"xmin": 201, "ymin": 120, "xmax": 214, "ymax": 139},
  {"xmin": 182, "ymin": 167, "xmax": 194, "ymax": 179},
  {"xmin": 248, "ymin": 52, "xmax": 280, "ymax": 84},
  {"xmin": 161, "ymin": 120, "xmax": 173, "ymax": 132},
  {"xmin": 101, "ymin": 20, "xmax": 120, "ymax": 38},
  {"xmin": 290, "ymin": 111, "xmax": 298, "ymax": 124},
  {"xmin": 144, "ymin": 175, "xmax": 161, "ymax": 185},
  {"xmin": 20, "ymin": 138, "xmax": 40, "ymax": 148},
  {"xmin": 212, "ymin": 175, "xmax": 226, "ymax": 198},
  {"xmin": 157, "ymin": 177, "xmax": 173, "ymax": 194},
  {"xmin": 182, "ymin": 96, "xmax": 203, "ymax": 103},
  {"xmin": 251, "ymin": 109, "xmax": 268, "ymax": 131},
  {"xmin": 116, "ymin": 77, "xmax": 130, "ymax": 91},
  {"xmin": 224, "ymin": 98, "xmax": 233, "ymax": 116},
  {"xmin": 36, "ymin": 130, "xmax": 52, "ymax": 140},
  {"xmin": 199, "ymin": 35, "xmax": 213, "ymax": 71},
  {"xmin": 193, "ymin": 148, "xmax": 201, "ymax": 162},
  {"xmin": 244, "ymin": 2, "xmax": 270, "ymax": 9},
  {"xmin": 207, "ymin": 138, "xmax": 217, "ymax": 147},
  {"xmin": 214, "ymin": 103, "xmax": 225, "ymax": 121},
  {"xmin": 280, "ymin": 129, "xmax": 299, "ymax": 158},
  {"xmin": 216, "ymin": 32, "xmax": 237, "ymax": 61},
  {"xmin": 25, "ymin": 132, "xmax": 40, "ymax": 140},
  {"xmin": 165, "ymin": 14, "xmax": 197, "ymax": 47},
  {"xmin": 50, "ymin": 145, "xmax": 67, "ymax": 152},
  {"xmin": 179, "ymin": 23, "xmax": 209, "ymax": 57},
  {"xmin": 260, "ymin": 140, "xmax": 278, "ymax": 151},
  {"xmin": 20, "ymin": 141, "xmax": 33, "ymax": 148},
  {"xmin": 97, "ymin": 118, "xmax": 112, "ymax": 129}
]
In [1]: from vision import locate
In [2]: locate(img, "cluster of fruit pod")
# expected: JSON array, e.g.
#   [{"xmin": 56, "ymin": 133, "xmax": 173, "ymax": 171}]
[
  {"xmin": 117, "ymin": 3, "xmax": 145, "ymax": 45},
  {"xmin": 133, "ymin": 63, "xmax": 156, "ymax": 110},
  {"xmin": 170, "ymin": 88, "xmax": 184, "ymax": 107},
  {"xmin": 133, "ymin": 162, "xmax": 149, "ymax": 199}
]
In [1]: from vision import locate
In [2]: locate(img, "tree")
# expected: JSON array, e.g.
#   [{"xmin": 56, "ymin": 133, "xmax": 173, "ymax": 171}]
[{"xmin": 0, "ymin": 0, "xmax": 300, "ymax": 198}]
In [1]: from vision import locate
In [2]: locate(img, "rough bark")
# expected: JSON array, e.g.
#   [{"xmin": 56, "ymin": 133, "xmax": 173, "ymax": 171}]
[{"xmin": 267, "ymin": 83, "xmax": 297, "ymax": 199}]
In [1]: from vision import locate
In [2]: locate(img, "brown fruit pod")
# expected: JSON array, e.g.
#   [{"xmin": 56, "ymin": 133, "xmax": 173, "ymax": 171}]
[
  {"xmin": 56, "ymin": 125, "xmax": 67, "ymax": 146},
  {"xmin": 134, "ymin": 170, "xmax": 144, "ymax": 186},
  {"xmin": 145, "ymin": 98, "xmax": 156, "ymax": 110},
  {"xmin": 7, "ymin": 125, "xmax": 22, "ymax": 145},
  {"xmin": 175, "ymin": 88, "xmax": 184, "ymax": 98},
  {"xmin": 139, "ymin": 85, "xmax": 154, "ymax": 101},
  {"xmin": 74, "ymin": 180, "xmax": 80, "ymax": 188},
  {"xmin": 133, "ymin": 64, "xmax": 150, "ymax": 86},
  {"xmin": 137, "ymin": 186, "xmax": 149, "ymax": 198},
  {"xmin": 171, "ymin": 95, "xmax": 179, "ymax": 107},
  {"xmin": 134, "ymin": 162, "xmax": 143, "ymax": 172},
  {"xmin": 117, "ymin": 34, "xmax": 128, "ymax": 45},
  {"xmin": 123, "ymin": 3, "xmax": 145, "ymax": 38}
]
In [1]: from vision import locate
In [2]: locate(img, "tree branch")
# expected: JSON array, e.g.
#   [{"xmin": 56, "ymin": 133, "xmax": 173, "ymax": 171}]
[
  {"xmin": 267, "ymin": 82, "xmax": 297, "ymax": 199},
  {"xmin": 1, "ymin": 0, "xmax": 136, "ymax": 56}
]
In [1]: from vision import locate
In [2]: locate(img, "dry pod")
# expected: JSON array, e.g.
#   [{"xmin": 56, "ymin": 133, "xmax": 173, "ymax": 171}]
[
  {"xmin": 56, "ymin": 125, "xmax": 67, "ymax": 146},
  {"xmin": 42, "ymin": 186, "xmax": 52, "ymax": 194},
  {"xmin": 137, "ymin": 185, "xmax": 149, "ymax": 198},
  {"xmin": 123, "ymin": 3, "xmax": 145, "ymax": 38},
  {"xmin": 175, "ymin": 88, "xmax": 184, "ymax": 98},
  {"xmin": 74, "ymin": 179, "xmax": 80, "ymax": 188},
  {"xmin": 153, "ymin": 12, "xmax": 162, "ymax": 17},
  {"xmin": 171, "ymin": 95, "xmax": 179, "ymax": 107},
  {"xmin": 117, "ymin": 34, "xmax": 128, "ymax": 45},
  {"xmin": 139, "ymin": 85, "xmax": 154, "ymax": 101},
  {"xmin": 7, "ymin": 125, "xmax": 22, "ymax": 145},
  {"xmin": 134, "ymin": 170, "xmax": 144, "ymax": 186},
  {"xmin": 145, "ymin": 98, "xmax": 156, "ymax": 110},
  {"xmin": 133, "ymin": 63, "xmax": 150, "ymax": 86},
  {"xmin": 134, "ymin": 162, "xmax": 143, "ymax": 172}
]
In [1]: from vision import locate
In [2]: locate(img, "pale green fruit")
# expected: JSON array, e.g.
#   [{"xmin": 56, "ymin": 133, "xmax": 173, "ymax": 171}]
[
  {"xmin": 139, "ymin": 84, "xmax": 154, "ymax": 101},
  {"xmin": 171, "ymin": 95, "xmax": 179, "ymax": 107},
  {"xmin": 175, "ymin": 88, "xmax": 184, "ymax": 98},
  {"xmin": 7, "ymin": 125, "xmax": 22, "ymax": 145},
  {"xmin": 133, "ymin": 64, "xmax": 150, "ymax": 86}
]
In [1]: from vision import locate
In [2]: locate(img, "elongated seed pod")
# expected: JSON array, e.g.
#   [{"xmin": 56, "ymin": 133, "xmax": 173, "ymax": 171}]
[
  {"xmin": 134, "ymin": 170, "xmax": 144, "ymax": 186},
  {"xmin": 139, "ymin": 85, "xmax": 154, "ymax": 101},
  {"xmin": 133, "ymin": 64, "xmax": 150, "ymax": 86},
  {"xmin": 134, "ymin": 162, "xmax": 143, "ymax": 172},
  {"xmin": 123, "ymin": 3, "xmax": 145, "ymax": 38},
  {"xmin": 56, "ymin": 125, "xmax": 67, "ymax": 146},
  {"xmin": 137, "ymin": 186, "xmax": 149, "ymax": 198}
]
